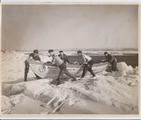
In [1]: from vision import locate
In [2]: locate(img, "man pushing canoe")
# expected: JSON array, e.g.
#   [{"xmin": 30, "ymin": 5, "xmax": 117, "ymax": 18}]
[
  {"xmin": 48, "ymin": 49, "xmax": 76, "ymax": 85},
  {"xmin": 24, "ymin": 49, "xmax": 41, "ymax": 81},
  {"xmin": 77, "ymin": 50, "xmax": 97, "ymax": 80}
]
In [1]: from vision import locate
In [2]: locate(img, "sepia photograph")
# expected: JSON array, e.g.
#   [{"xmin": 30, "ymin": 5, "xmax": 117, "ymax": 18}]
[{"xmin": 1, "ymin": 4, "xmax": 139, "ymax": 115}]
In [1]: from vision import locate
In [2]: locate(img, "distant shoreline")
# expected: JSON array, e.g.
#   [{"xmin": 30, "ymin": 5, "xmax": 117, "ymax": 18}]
[
  {"xmin": 1, "ymin": 48, "xmax": 138, "ymax": 52},
  {"xmin": 1, "ymin": 49, "xmax": 138, "ymax": 55}
]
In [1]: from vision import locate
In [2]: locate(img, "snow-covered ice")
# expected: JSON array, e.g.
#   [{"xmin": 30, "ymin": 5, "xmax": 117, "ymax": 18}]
[{"xmin": 1, "ymin": 50, "xmax": 138, "ymax": 114}]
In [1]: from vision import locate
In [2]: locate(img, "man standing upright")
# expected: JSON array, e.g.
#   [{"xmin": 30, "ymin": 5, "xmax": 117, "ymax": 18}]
[
  {"xmin": 77, "ymin": 51, "xmax": 96, "ymax": 79},
  {"xmin": 48, "ymin": 49, "xmax": 76, "ymax": 85}
]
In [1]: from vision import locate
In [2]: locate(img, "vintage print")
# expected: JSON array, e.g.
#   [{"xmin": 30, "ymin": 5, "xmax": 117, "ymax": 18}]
[{"xmin": 1, "ymin": 5, "xmax": 139, "ymax": 114}]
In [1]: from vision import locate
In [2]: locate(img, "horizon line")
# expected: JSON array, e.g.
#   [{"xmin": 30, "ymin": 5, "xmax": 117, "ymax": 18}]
[{"xmin": 1, "ymin": 48, "xmax": 138, "ymax": 51}]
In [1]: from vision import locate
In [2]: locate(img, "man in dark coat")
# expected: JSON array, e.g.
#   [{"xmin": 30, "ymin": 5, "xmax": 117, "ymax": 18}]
[
  {"xmin": 102, "ymin": 52, "xmax": 118, "ymax": 72},
  {"xmin": 58, "ymin": 51, "xmax": 70, "ymax": 64}
]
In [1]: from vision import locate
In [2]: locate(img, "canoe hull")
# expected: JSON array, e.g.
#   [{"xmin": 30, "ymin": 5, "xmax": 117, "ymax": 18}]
[{"xmin": 29, "ymin": 62, "xmax": 82, "ymax": 79}]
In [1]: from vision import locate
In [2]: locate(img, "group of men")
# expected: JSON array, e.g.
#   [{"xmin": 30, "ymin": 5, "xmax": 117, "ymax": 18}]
[{"xmin": 24, "ymin": 49, "xmax": 118, "ymax": 85}]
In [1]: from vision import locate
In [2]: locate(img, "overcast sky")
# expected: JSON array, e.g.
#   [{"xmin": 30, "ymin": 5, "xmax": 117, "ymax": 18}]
[{"xmin": 2, "ymin": 5, "xmax": 138, "ymax": 50}]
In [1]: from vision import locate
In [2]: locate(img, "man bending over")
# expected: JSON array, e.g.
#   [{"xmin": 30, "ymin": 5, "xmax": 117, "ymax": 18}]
[
  {"xmin": 24, "ymin": 49, "xmax": 41, "ymax": 81},
  {"xmin": 77, "ymin": 51, "xmax": 96, "ymax": 79},
  {"xmin": 48, "ymin": 49, "xmax": 76, "ymax": 85},
  {"xmin": 102, "ymin": 52, "xmax": 118, "ymax": 72},
  {"xmin": 58, "ymin": 51, "xmax": 70, "ymax": 64}
]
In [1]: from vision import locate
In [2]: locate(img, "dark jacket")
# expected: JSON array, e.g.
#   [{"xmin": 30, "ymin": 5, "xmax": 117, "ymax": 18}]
[
  {"xmin": 58, "ymin": 54, "xmax": 70, "ymax": 64},
  {"xmin": 104, "ymin": 54, "xmax": 117, "ymax": 64}
]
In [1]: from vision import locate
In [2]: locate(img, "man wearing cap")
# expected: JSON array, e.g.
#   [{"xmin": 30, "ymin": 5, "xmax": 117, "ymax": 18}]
[
  {"xmin": 48, "ymin": 49, "xmax": 76, "ymax": 85},
  {"xmin": 58, "ymin": 51, "xmax": 70, "ymax": 64},
  {"xmin": 24, "ymin": 49, "xmax": 41, "ymax": 81},
  {"xmin": 102, "ymin": 52, "xmax": 118, "ymax": 72},
  {"xmin": 77, "ymin": 51, "xmax": 96, "ymax": 79}
]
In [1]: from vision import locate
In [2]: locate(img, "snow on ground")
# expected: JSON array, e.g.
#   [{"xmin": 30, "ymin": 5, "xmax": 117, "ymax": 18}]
[
  {"xmin": 1, "ymin": 50, "xmax": 52, "ymax": 82},
  {"xmin": 1, "ymin": 50, "xmax": 139, "ymax": 114}
]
